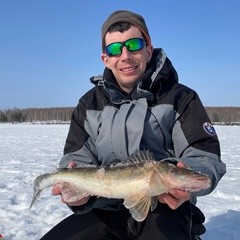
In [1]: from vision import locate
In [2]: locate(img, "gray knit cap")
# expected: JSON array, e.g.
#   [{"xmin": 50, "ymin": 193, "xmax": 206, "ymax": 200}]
[{"xmin": 101, "ymin": 10, "xmax": 151, "ymax": 52}]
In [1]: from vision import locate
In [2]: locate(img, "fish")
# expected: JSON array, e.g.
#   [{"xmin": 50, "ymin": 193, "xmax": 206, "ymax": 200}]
[{"xmin": 29, "ymin": 150, "xmax": 210, "ymax": 222}]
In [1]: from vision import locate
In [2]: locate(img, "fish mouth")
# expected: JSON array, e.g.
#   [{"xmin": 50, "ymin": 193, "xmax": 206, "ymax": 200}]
[
  {"xmin": 163, "ymin": 171, "xmax": 210, "ymax": 191},
  {"xmin": 180, "ymin": 175, "xmax": 210, "ymax": 191}
]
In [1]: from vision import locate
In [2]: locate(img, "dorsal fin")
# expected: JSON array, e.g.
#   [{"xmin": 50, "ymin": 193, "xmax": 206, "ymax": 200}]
[
  {"xmin": 127, "ymin": 150, "xmax": 155, "ymax": 163},
  {"xmin": 111, "ymin": 150, "xmax": 155, "ymax": 167}
]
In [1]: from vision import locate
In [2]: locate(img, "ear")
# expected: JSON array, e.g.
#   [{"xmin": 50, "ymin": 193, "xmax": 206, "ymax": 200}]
[
  {"xmin": 146, "ymin": 44, "xmax": 154, "ymax": 63},
  {"xmin": 101, "ymin": 53, "xmax": 111, "ymax": 69}
]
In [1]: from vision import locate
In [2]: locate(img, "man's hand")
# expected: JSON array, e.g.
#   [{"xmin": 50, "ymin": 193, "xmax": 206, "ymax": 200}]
[
  {"xmin": 51, "ymin": 161, "xmax": 90, "ymax": 206},
  {"xmin": 158, "ymin": 162, "xmax": 191, "ymax": 209}
]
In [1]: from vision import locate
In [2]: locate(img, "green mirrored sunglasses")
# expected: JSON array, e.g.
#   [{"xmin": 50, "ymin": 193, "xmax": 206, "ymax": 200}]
[{"xmin": 105, "ymin": 38, "xmax": 146, "ymax": 57}]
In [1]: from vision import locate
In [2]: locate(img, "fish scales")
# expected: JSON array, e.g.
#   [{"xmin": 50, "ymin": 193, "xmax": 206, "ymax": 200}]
[
  {"xmin": 37, "ymin": 161, "xmax": 155, "ymax": 199},
  {"xmin": 30, "ymin": 150, "xmax": 210, "ymax": 222}
]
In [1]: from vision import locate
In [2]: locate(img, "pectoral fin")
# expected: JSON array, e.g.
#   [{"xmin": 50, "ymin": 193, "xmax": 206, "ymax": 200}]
[
  {"xmin": 123, "ymin": 193, "xmax": 144, "ymax": 208},
  {"xmin": 124, "ymin": 195, "xmax": 151, "ymax": 222},
  {"xmin": 150, "ymin": 196, "xmax": 158, "ymax": 212}
]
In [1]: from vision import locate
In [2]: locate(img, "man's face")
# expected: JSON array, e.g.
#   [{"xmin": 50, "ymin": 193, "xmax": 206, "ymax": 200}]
[{"xmin": 101, "ymin": 26, "xmax": 153, "ymax": 93}]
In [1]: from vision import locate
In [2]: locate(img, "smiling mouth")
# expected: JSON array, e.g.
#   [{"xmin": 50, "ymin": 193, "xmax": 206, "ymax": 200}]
[{"xmin": 120, "ymin": 66, "xmax": 137, "ymax": 73}]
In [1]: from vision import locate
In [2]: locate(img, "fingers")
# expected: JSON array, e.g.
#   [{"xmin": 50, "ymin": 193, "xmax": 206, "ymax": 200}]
[
  {"xmin": 52, "ymin": 161, "xmax": 76, "ymax": 197},
  {"xmin": 158, "ymin": 190, "xmax": 190, "ymax": 210},
  {"xmin": 51, "ymin": 162, "xmax": 90, "ymax": 206},
  {"xmin": 176, "ymin": 161, "xmax": 186, "ymax": 169},
  {"xmin": 168, "ymin": 189, "xmax": 191, "ymax": 202},
  {"xmin": 51, "ymin": 184, "xmax": 67, "ymax": 204},
  {"xmin": 158, "ymin": 161, "xmax": 190, "ymax": 210},
  {"xmin": 52, "ymin": 182, "xmax": 90, "ymax": 206},
  {"xmin": 68, "ymin": 161, "xmax": 77, "ymax": 169},
  {"xmin": 52, "ymin": 184, "xmax": 90, "ymax": 205},
  {"xmin": 52, "ymin": 185, "xmax": 61, "ymax": 195}
]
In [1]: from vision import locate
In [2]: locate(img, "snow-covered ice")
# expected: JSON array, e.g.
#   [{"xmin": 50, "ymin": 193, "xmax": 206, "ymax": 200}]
[{"xmin": 0, "ymin": 124, "xmax": 239, "ymax": 239}]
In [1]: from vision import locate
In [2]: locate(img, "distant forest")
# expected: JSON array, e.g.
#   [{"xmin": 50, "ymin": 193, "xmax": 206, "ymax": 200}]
[{"xmin": 0, "ymin": 107, "xmax": 240, "ymax": 125}]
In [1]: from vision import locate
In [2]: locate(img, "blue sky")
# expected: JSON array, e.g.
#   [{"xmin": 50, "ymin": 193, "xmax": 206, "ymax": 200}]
[{"xmin": 0, "ymin": 0, "xmax": 239, "ymax": 110}]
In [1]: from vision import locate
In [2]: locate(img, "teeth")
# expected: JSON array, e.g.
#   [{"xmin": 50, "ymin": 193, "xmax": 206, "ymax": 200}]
[{"xmin": 122, "ymin": 67, "xmax": 136, "ymax": 72}]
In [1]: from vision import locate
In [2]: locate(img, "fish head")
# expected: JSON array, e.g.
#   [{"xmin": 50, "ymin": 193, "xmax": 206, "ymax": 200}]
[{"xmin": 156, "ymin": 162, "xmax": 211, "ymax": 192}]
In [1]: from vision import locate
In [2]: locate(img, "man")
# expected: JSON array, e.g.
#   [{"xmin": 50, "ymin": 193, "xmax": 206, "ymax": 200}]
[{"xmin": 41, "ymin": 10, "xmax": 226, "ymax": 240}]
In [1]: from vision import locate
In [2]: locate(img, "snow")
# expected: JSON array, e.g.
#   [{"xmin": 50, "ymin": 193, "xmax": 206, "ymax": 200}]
[{"xmin": 0, "ymin": 124, "xmax": 239, "ymax": 239}]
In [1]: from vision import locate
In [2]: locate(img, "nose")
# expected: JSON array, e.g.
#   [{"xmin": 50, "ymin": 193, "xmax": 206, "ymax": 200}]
[{"xmin": 120, "ymin": 46, "xmax": 132, "ymax": 61}]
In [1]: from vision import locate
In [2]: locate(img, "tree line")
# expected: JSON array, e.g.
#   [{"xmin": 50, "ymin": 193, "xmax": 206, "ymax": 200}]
[
  {"xmin": 0, "ymin": 106, "xmax": 240, "ymax": 125},
  {"xmin": 0, "ymin": 107, "xmax": 73, "ymax": 124}
]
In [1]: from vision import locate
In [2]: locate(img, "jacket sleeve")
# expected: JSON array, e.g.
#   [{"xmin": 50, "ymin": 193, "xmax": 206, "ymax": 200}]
[
  {"xmin": 59, "ymin": 98, "xmax": 99, "ymax": 168},
  {"xmin": 168, "ymin": 90, "xmax": 226, "ymax": 198}
]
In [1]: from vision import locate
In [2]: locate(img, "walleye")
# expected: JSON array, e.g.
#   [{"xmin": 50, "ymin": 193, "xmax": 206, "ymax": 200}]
[{"xmin": 30, "ymin": 150, "xmax": 210, "ymax": 222}]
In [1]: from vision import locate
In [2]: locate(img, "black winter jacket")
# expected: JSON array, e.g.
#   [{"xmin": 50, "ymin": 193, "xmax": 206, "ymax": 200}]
[{"xmin": 60, "ymin": 48, "xmax": 226, "ymax": 213}]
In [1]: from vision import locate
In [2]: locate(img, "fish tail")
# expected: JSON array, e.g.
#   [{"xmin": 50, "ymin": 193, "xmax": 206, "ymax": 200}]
[
  {"xmin": 29, "ymin": 173, "xmax": 50, "ymax": 209},
  {"xmin": 29, "ymin": 188, "xmax": 42, "ymax": 209}
]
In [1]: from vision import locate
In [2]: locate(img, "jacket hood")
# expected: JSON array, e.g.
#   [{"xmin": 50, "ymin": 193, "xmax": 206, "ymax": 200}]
[{"xmin": 90, "ymin": 48, "xmax": 178, "ymax": 104}]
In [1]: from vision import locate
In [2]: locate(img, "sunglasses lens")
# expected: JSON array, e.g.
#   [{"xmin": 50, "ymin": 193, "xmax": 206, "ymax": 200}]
[
  {"xmin": 106, "ymin": 43, "xmax": 122, "ymax": 56},
  {"xmin": 126, "ymin": 38, "xmax": 144, "ymax": 51},
  {"xmin": 105, "ymin": 38, "xmax": 145, "ymax": 57}
]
